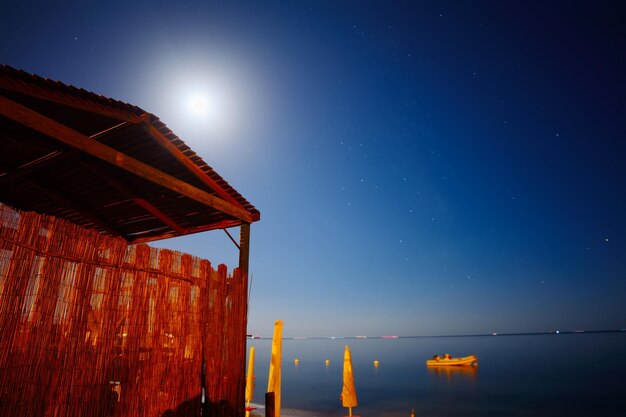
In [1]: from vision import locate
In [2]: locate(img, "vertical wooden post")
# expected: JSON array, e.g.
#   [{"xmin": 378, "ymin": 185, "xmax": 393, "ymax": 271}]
[
  {"xmin": 265, "ymin": 392, "xmax": 275, "ymax": 417},
  {"xmin": 238, "ymin": 222, "xmax": 251, "ymax": 417},
  {"xmin": 239, "ymin": 223, "xmax": 250, "ymax": 276}
]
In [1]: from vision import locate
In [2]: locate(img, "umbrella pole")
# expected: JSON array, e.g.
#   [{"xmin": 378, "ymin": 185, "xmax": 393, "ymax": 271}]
[{"xmin": 349, "ymin": 407, "xmax": 352, "ymax": 417}]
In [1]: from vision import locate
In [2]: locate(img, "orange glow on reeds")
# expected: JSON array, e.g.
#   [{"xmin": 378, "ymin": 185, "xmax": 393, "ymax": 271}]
[{"xmin": 0, "ymin": 203, "xmax": 248, "ymax": 417}]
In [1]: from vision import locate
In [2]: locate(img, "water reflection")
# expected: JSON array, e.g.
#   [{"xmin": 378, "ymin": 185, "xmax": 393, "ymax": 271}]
[
  {"xmin": 427, "ymin": 364, "xmax": 478, "ymax": 382},
  {"xmin": 250, "ymin": 333, "xmax": 626, "ymax": 417}
]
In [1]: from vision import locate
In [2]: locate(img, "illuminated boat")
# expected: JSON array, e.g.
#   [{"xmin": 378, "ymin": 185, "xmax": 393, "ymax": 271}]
[{"xmin": 426, "ymin": 353, "xmax": 478, "ymax": 366}]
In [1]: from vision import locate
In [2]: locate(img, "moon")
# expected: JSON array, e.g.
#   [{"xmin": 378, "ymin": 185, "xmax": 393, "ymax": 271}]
[{"xmin": 189, "ymin": 93, "xmax": 212, "ymax": 116}]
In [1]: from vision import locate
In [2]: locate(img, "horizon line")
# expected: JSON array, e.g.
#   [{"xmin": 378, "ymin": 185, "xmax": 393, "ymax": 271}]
[{"xmin": 247, "ymin": 328, "xmax": 626, "ymax": 340}]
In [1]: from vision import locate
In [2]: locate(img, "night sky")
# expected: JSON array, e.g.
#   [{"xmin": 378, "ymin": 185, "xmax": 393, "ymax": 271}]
[{"xmin": 2, "ymin": 1, "xmax": 624, "ymax": 337}]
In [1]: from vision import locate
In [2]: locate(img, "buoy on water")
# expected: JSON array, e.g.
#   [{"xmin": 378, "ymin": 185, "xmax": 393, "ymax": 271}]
[
  {"xmin": 294, "ymin": 358, "xmax": 299, "ymax": 365},
  {"xmin": 374, "ymin": 360, "xmax": 380, "ymax": 367},
  {"xmin": 325, "ymin": 359, "xmax": 331, "ymax": 366}
]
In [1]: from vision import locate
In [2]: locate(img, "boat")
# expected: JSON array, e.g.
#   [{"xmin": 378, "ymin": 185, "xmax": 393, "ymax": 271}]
[{"xmin": 426, "ymin": 353, "xmax": 478, "ymax": 366}]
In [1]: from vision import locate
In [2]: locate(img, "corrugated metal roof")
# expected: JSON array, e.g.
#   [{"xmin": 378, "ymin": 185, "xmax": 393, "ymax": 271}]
[{"xmin": 0, "ymin": 65, "xmax": 259, "ymax": 243}]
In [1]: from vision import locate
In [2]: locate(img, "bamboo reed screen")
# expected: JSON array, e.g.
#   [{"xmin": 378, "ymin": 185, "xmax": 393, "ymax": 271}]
[{"xmin": 0, "ymin": 203, "xmax": 248, "ymax": 417}]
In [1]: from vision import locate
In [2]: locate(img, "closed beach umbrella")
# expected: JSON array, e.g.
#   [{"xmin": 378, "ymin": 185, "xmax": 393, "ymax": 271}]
[
  {"xmin": 341, "ymin": 344, "xmax": 358, "ymax": 416},
  {"xmin": 267, "ymin": 320, "xmax": 283, "ymax": 417},
  {"xmin": 245, "ymin": 346, "xmax": 255, "ymax": 417}
]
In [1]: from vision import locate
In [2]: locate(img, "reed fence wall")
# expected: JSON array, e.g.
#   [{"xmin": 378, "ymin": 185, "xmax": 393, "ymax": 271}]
[{"xmin": 0, "ymin": 203, "xmax": 248, "ymax": 417}]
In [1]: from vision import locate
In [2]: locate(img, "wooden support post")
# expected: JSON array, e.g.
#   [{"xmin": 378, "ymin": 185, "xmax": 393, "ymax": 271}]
[
  {"xmin": 265, "ymin": 392, "xmax": 275, "ymax": 417},
  {"xmin": 239, "ymin": 223, "xmax": 250, "ymax": 276},
  {"xmin": 238, "ymin": 222, "xmax": 251, "ymax": 417}
]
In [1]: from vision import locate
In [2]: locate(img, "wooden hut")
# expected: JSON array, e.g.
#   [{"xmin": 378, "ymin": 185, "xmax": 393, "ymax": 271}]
[{"xmin": 0, "ymin": 65, "xmax": 260, "ymax": 417}]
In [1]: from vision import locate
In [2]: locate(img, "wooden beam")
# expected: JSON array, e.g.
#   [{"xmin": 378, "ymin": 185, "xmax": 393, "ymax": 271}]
[
  {"xmin": 131, "ymin": 198, "xmax": 187, "ymax": 235},
  {"xmin": 141, "ymin": 117, "xmax": 247, "ymax": 210},
  {"xmin": 129, "ymin": 219, "xmax": 243, "ymax": 244},
  {"xmin": 0, "ymin": 122, "xmax": 129, "ymax": 185},
  {"xmin": 0, "ymin": 95, "xmax": 253, "ymax": 223},
  {"xmin": 83, "ymin": 162, "xmax": 187, "ymax": 235},
  {"xmin": 0, "ymin": 152, "xmax": 64, "ymax": 184}
]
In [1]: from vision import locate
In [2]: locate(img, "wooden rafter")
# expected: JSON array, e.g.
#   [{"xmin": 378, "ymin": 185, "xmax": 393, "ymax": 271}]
[
  {"xmin": 0, "ymin": 150, "xmax": 64, "ymax": 184},
  {"xmin": 0, "ymin": 95, "xmax": 253, "ymax": 223},
  {"xmin": 25, "ymin": 180, "xmax": 124, "ymax": 238},
  {"xmin": 141, "ymin": 116, "xmax": 247, "ymax": 210},
  {"xmin": 0, "ymin": 122, "xmax": 129, "ymax": 185},
  {"xmin": 84, "ymin": 162, "xmax": 187, "ymax": 236},
  {"xmin": 130, "ymin": 219, "xmax": 243, "ymax": 243}
]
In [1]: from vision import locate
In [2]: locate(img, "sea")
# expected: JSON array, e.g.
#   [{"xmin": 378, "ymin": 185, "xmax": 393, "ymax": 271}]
[{"xmin": 246, "ymin": 331, "xmax": 626, "ymax": 417}]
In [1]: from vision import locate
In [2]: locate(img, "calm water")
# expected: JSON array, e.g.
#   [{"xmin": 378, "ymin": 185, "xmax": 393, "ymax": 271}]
[{"xmin": 246, "ymin": 332, "xmax": 626, "ymax": 417}]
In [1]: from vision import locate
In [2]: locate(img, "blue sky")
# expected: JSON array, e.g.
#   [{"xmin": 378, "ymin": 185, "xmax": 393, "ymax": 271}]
[{"xmin": 2, "ymin": 1, "xmax": 624, "ymax": 336}]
